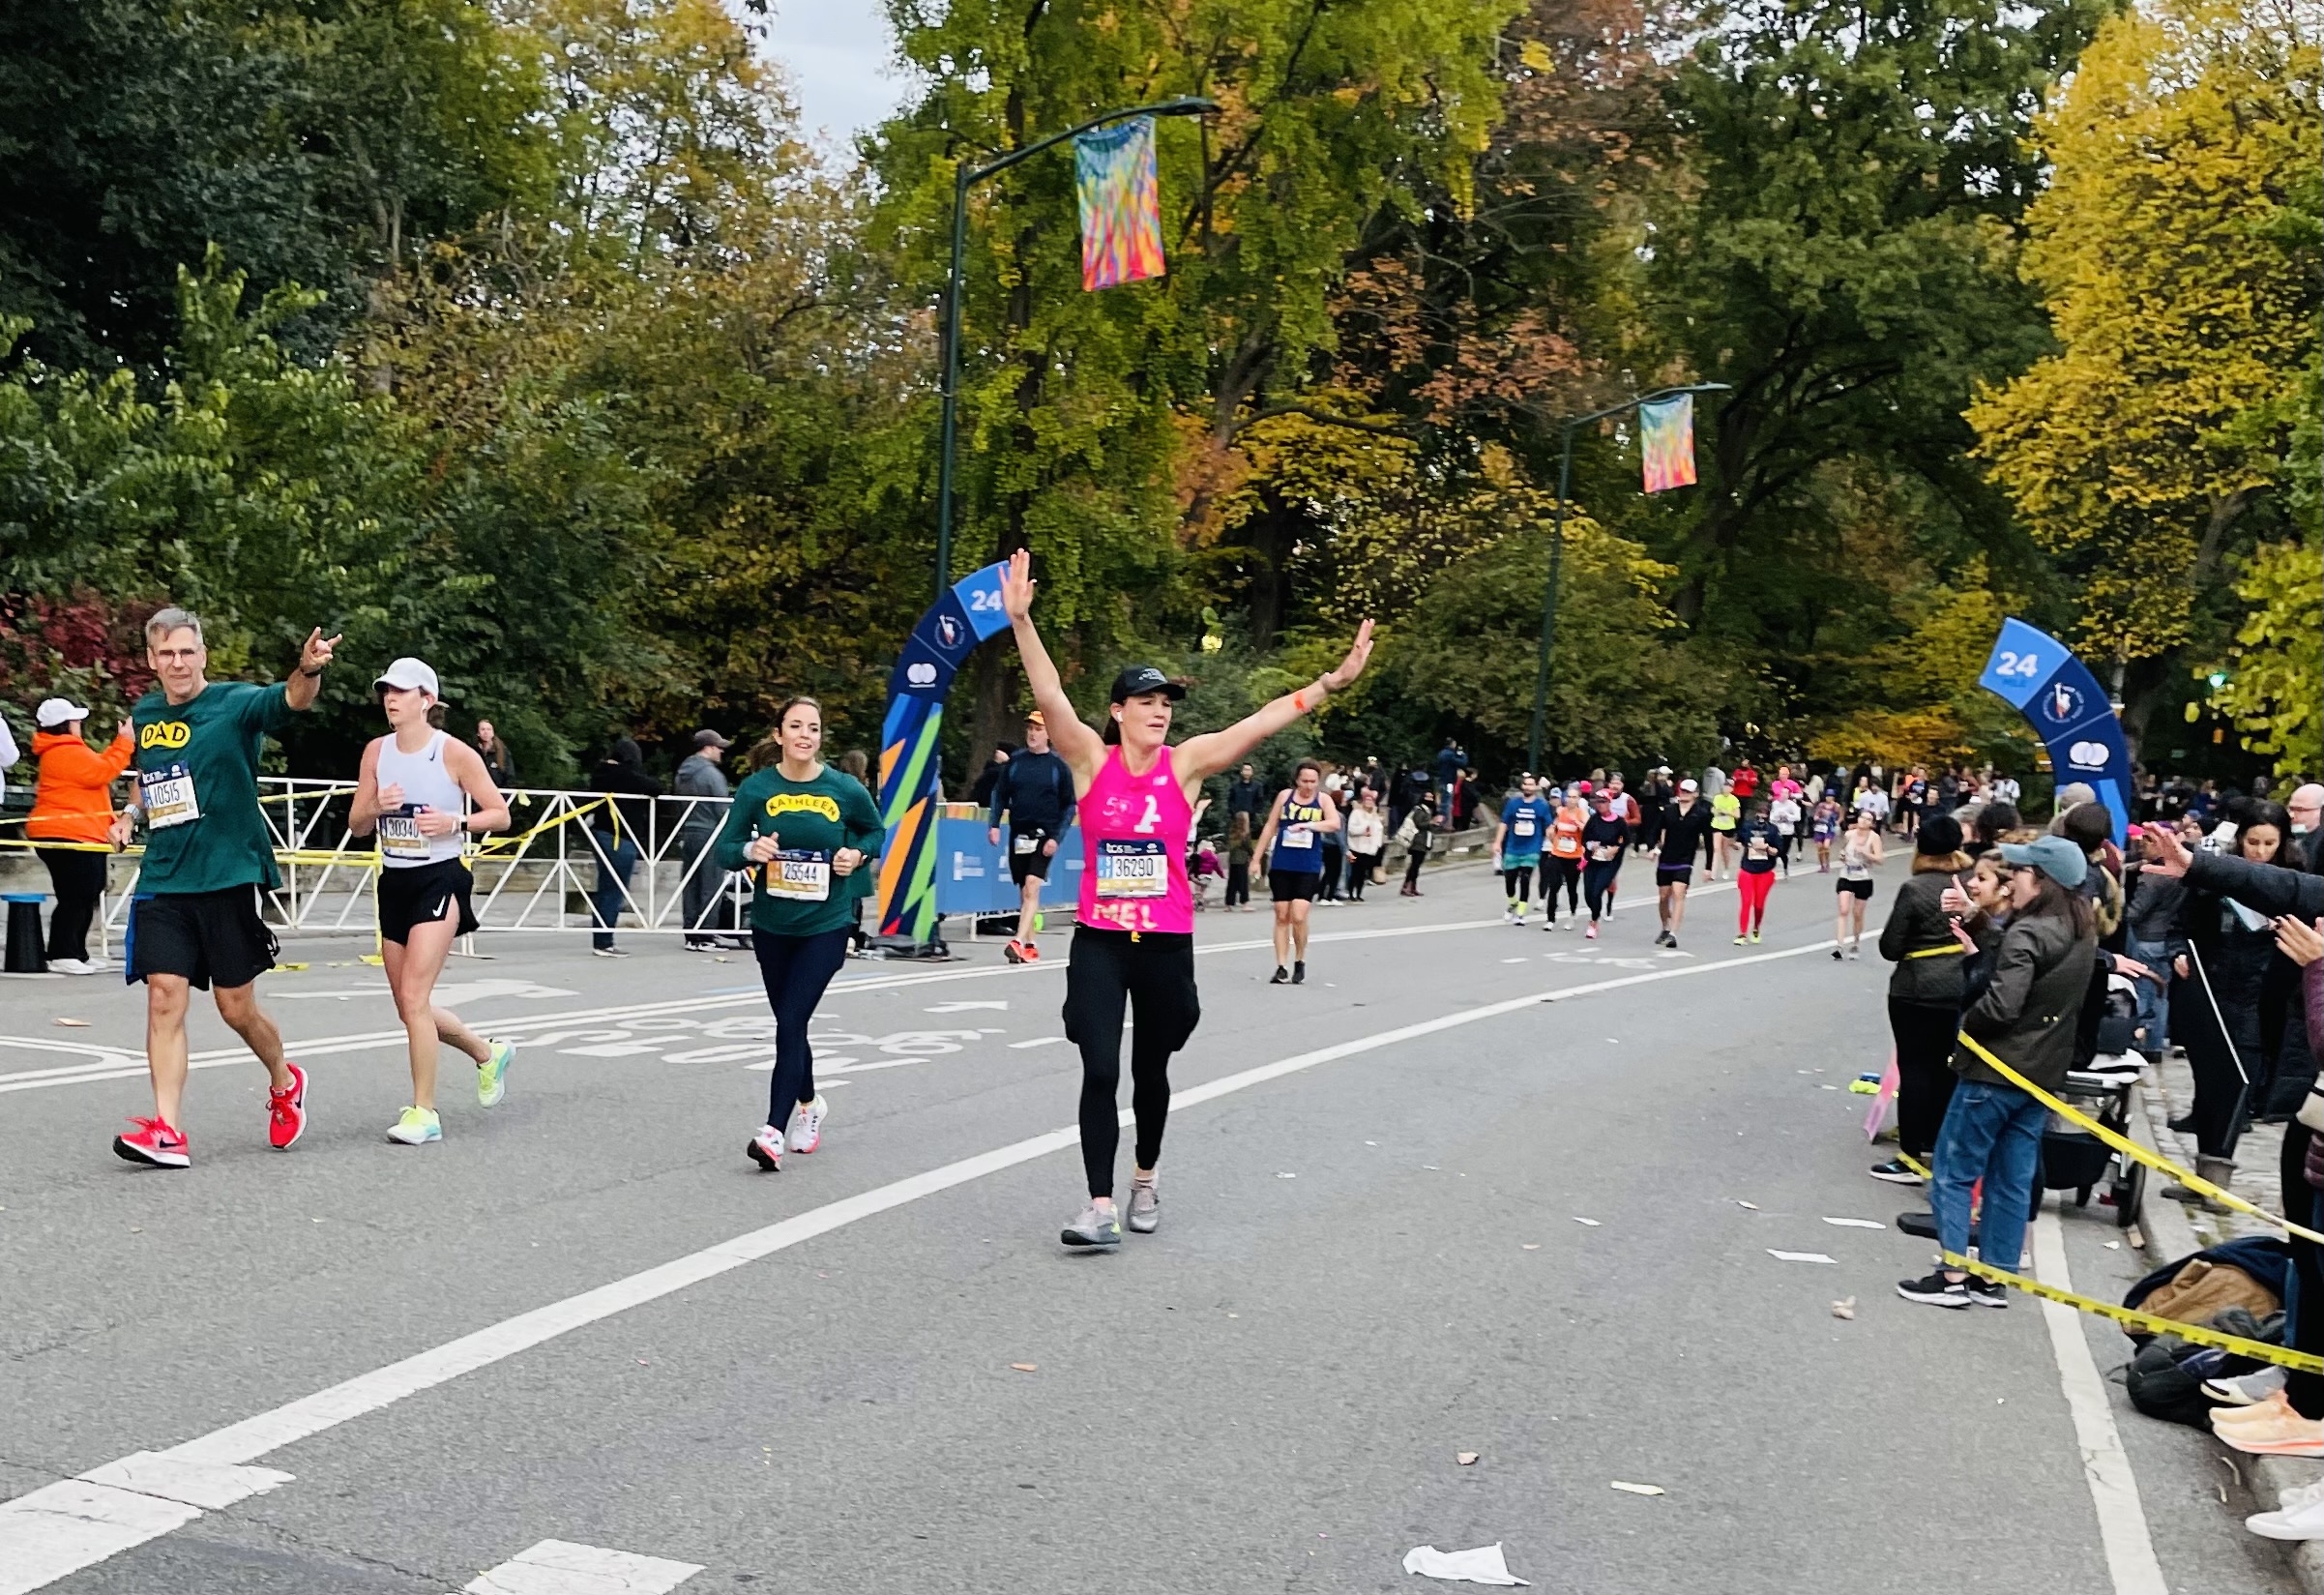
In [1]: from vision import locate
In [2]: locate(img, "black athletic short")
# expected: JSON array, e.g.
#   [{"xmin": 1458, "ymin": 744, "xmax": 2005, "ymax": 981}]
[
  {"xmin": 1007, "ymin": 829, "xmax": 1055, "ymax": 885},
  {"xmin": 1837, "ymin": 877, "xmax": 1874, "ymax": 900},
  {"xmin": 377, "ymin": 858, "xmax": 479, "ymax": 944},
  {"xmin": 1269, "ymin": 869, "xmax": 1322, "ymax": 903},
  {"xmin": 1656, "ymin": 865, "xmax": 1694, "ymax": 886},
  {"xmin": 130, "ymin": 886, "xmax": 279, "ymax": 990}
]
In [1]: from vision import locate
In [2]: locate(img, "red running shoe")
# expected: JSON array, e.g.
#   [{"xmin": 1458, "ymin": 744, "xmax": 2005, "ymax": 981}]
[
  {"xmin": 114, "ymin": 1116, "xmax": 191, "ymax": 1168},
  {"xmin": 268, "ymin": 1062, "xmax": 309, "ymax": 1150},
  {"xmin": 1002, "ymin": 939, "xmax": 1026, "ymax": 964},
  {"xmin": 1019, "ymin": 941, "xmax": 1041, "ymax": 963}
]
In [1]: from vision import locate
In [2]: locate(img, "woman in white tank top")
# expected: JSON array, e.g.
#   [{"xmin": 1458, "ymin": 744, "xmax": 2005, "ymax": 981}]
[{"xmin": 349, "ymin": 658, "xmax": 515, "ymax": 1145}]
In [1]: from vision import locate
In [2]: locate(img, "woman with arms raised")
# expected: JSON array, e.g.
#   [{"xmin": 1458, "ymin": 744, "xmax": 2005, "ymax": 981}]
[{"xmin": 999, "ymin": 549, "xmax": 1372, "ymax": 1251}]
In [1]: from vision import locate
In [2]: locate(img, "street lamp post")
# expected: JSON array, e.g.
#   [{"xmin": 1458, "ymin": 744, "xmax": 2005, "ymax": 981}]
[
  {"xmin": 932, "ymin": 96, "xmax": 1217, "ymax": 603},
  {"xmin": 1525, "ymin": 383, "xmax": 1731, "ymax": 776}
]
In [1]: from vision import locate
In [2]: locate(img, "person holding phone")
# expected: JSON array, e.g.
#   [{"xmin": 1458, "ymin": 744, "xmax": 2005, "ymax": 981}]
[{"xmin": 1870, "ymin": 815, "xmax": 1976, "ymax": 1183}]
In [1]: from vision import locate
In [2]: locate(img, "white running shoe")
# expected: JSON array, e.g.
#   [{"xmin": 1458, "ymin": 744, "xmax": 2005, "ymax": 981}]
[
  {"xmin": 2279, "ymin": 1475, "xmax": 2324, "ymax": 1512},
  {"xmin": 2249, "ymin": 1493, "xmax": 2324, "ymax": 1541},
  {"xmin": 48, "ymin": 957, "xmax": 96, "ymax": 975},
  {"xmin": 2207, "ymin": 1367, "xmax": 2290, "ymax": 1406},
  {"xmin": 787, "ymin": 1094, "xmax": 828, "ymax": 1153},
  {"xmin": 747, "ymin": 1123, "xmax": 784, "ymax": 1170}
]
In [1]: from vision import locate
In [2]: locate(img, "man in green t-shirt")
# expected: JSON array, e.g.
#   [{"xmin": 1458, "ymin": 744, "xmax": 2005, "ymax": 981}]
[
  {"xmin": 1709, "ymin": 786, "xmax": 1742, "ymax": 880},
  {"xmin": 107, "ymin": 606, "xmax": 339, "ymax": 1168}
]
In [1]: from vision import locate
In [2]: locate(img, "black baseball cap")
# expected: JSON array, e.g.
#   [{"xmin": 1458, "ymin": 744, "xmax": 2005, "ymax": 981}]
[{"xmin": 1109, "ymin": 665, "xmax": 1186, "ymax": 703}]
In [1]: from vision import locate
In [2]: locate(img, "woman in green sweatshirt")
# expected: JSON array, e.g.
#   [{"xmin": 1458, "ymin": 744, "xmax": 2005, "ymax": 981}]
[{"xmin": 713, "ymin": 697, "xmax": 884, "ymax": 1171}]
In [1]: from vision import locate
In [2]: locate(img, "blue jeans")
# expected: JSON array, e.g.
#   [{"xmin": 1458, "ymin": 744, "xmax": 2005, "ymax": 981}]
[
  {"xmin": 2126, "ymin": 935, "xmax": 2171, "ymax": 1053},
  {"xmin": 587, "ymin": 830, "xmax": 640, "ymax": 949},
  {"xmin": 1930, "ymin": 1079, "xmax": 2047, "ymax": 1271}
]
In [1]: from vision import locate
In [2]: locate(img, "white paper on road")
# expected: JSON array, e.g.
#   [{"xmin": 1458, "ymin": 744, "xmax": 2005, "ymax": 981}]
[
  {"xmin": 462, "ymin": 1539, "xmax": 702, "ymax": 1594},
  {"xmin": 1401, "ymin": 1543, "xmax": 1529, "ymax": 1586},
  {"xmin": 1766, "ymin": 1250, "xmax": 1838, "ymax": 1263},
  {"xmin": 1819, "ymin": 1217, "xmax": 1886, "ymax": 1229}
]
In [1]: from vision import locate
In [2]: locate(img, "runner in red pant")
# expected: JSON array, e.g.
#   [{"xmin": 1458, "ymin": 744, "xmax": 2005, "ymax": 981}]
[{"xmin": 1733, "ymin": 800, "xmax": 1783, "ymax": 945}]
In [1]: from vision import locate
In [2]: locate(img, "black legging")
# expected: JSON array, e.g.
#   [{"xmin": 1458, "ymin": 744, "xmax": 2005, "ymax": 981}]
[
  {"xmin": 1888, "ymin": 996, "xmax": 1960, "ymax": 1163},
  {"xmin": 2281, "ymin": 1123, "xmax": 2324, "ymax": 1418},
  {"xmin": 1404, "ymin": 847, "xmax": 1428, "ymax": 891},
  {"xmin": 1063, "ymin": 927, "xmax": 1199, "ymax": 1198},
  {"xmin": 1544, "ymin": 857, "xmax": 1581, "ymax": 920},
  {"xmin": 40, "ymin": 846, "xmax": 108, "ymax": 962},
  {"xmin": 1501, "ymin": 865, "xmax": 1535, "ymax": 906},
  {"xmin": 1347, "ymin": 853, "xmax": 1374, "ymax": 901},
  {"xmin": 1583, "ymin": 859, "xmax": 1622, "ymax": 921},
  {"xmin": 1319, "ymin": 840, "xmax": 1343, "ymax": 901},
  {"xmin": 752, "ymin": 927, "xmax": 849, "ymax": 1127}
]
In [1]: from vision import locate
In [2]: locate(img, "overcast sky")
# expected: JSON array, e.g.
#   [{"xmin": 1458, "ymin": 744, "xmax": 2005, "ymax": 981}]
[{"xmin": 760, "ymin": 0, "xmax": 912, "ymax": 150}]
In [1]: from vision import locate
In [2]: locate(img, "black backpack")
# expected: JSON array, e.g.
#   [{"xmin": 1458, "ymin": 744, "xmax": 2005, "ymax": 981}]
[{"xmin": 2123, "ymin": 1307, "xmax": 2282, "ymax": 1429}]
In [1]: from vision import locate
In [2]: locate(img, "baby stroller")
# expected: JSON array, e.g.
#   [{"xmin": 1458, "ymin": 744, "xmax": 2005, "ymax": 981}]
[{"xmin": 2037, "ymin": 974, "xmax": 2146, "ymax": 1228}]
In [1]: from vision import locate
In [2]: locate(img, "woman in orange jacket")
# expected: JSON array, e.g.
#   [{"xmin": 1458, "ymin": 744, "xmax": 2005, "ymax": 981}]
[{"xmin": 27, "ymin": 697, "xmax": 133, "ymax": 973}]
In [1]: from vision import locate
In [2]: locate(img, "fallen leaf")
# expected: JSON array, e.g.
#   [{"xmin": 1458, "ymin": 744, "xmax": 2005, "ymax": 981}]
[
  {"xmin": 1010, "ymin": 1363, "xmax": 1037, "ymax": 1373},
  {"xmin": 1456, "ymin": 1452, "xmax": 1480, "ymax": 1465},
  {"xmin": 1572, "ymin": 1217, "xmax": 1602, "ymax": 1226},
  {"xmin": 53, "ymin": 1017, "xmax": 91, "ymax": 1027},
  {"xmin": 1831, "ymin": 1298, "xmax": 1857, "ymax": 1320},
  {"xmin": 1521, "ymin": 1244, "xmax": 1541, "ymax": 1252},
  {"xmin": 1610, "ymin": 1481, "xmax": 1665, "ymax": 1496}
]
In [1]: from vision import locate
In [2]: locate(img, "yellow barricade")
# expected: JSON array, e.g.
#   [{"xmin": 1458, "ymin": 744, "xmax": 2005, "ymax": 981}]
[
  {"xmin": 1942, "ymin": 1250, "xmax": 2324, "ymax": 1374},
  {"xmin": 1953, "ymin": 1031, "xmax": 2324, "ymax": 1247}
]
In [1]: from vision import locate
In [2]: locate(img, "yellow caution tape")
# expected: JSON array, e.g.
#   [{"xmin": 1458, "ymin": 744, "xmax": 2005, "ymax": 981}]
[
  {"xmin": 1904, "ymin": 943, "xmax": 1966, "ymax": 959},
  {"xmin": 1954, "ymin": 1031, "xmax": 2324, "ymax": 1247},
  {"xmin": 1941, "ymin": 1251, "xmax": 2324, "ymax": 1374},
  {"xmin": 471, "ymin": 796, "xmax": 610, "ymax": 856},
  {"xmin": 1897, "ymin": 1150, "xmax": 1932, "ymax": 1180}
]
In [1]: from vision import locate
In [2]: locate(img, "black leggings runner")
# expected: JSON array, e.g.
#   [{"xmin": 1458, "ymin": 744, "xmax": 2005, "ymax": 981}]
[
  {"xmin": 752, "ymin": 927, "xmax": 850, "ymax": 1128},
  {"xmin": 1544, "ymin": 858, "xmax": 1581, "ymax": 920},
  {"xmin": 1583, "ymin": 859, "xmax": 1622, "ymax": 921},
  {"xmin": 1501, "ymin": 865, "xmax": 1535, "ymax": 905},
  {"xmin": 1063, "ymin": 927, "xmax": 1200, "ymax": 1198}
]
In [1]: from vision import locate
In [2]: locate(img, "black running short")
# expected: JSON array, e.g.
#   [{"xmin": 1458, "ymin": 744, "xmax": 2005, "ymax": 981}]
[
  {"xmin": 377, "ymin": 858, "xmax": 479, "ymax": 944},
  {"xmin": 130, "ymin": 886, "xmax": 279, "ymax": 990},
  {"xmin": 1656, "ymin": 865, "xmax": 1693, "ymax": 886},
  {"xmin": 1837, "ymin": 877, "xmax": 1874, "ymax": 900},
  {"xmin": 1269, "ymin": 869, "xmax": 1322, "ymax": 903},
  {"xmin": 1006, "ymin": 829, "xmax": 1055, "ymax": 885}
]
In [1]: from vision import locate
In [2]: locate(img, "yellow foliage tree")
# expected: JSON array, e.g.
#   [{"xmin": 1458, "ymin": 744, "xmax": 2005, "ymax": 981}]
[{"xmin": 1968, "ymin": 0, "xmax": 2320, "ymax": 673}]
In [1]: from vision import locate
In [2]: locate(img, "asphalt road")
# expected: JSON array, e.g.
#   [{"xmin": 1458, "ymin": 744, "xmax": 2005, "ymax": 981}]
[{"xmin": 0, "ymin": 855, "xmax": 2301, "ymax": 1594}]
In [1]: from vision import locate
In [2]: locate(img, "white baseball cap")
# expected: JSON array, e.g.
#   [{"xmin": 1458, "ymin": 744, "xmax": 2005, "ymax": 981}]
[
  {"xmin": 1679, "ymin": 778, "xmax": 1699, "ymax": 792},
  {"xmin": 35, "ymin": 697, "xmax": 91, "ymax": 728},
  {"xmin": 373, "ymin": 658, "xmax": 442, "ymax": 698}
]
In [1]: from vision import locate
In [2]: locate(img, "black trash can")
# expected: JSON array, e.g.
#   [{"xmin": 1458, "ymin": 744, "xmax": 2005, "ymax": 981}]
[{"xmin": 4, "ymin": 893, "xmax": 47, "ymax": 974}]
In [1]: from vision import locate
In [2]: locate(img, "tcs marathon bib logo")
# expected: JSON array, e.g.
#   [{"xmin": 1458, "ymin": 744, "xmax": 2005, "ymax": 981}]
[
  {"xmin": 140, "ymin": 722, "xmax": 191, "ymax": 751},
  {"xmin": 765, "ymin": 792, "xmax": 840, "ymax": 823}
]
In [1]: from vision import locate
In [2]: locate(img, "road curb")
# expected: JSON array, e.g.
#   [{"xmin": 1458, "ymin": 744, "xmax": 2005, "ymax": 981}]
[{"xmin": 2131, "ymin": 1078, "xmax": 2324, "ymax": 1592}]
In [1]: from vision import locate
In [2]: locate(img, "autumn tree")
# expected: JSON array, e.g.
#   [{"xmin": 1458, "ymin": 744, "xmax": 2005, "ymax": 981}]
[{"xmin": 1970, "ymin": 0, "xmax": 2320, "ymax": 747}]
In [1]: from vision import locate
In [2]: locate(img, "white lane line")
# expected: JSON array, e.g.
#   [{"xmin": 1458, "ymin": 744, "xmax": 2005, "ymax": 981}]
[
  {"xmin": 0, "ymin": 1458, "xmax": 291, "ymax": 1595},
  {"xmin": 1009, "ymin": 1036, "xmax": 1068, "ymax": 1049},
  {"xmin": 459, "ymin": 1539, "xmax": 701, "ymax": 1595},
  {"xmin": 2030, "ymin": 1213, "xmax": 2166, "ymax": 1595},
  {"xmin": 0, "ymin": 916, "xmax": 1511, "ymax": 1095},
  {"xmin": 0, "ymin": 935, "xmax": 1837, "ymax": 1590}
]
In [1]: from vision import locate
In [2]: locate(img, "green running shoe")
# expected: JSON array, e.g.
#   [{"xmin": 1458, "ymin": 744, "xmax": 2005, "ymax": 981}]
[
  {"xmin": 387, "ymin": 1106, "xmax": 441, "ymax": 1145},
  {"xmin": 477, "ymin": 1039, "xmax": 515, "ymax": 1108}
]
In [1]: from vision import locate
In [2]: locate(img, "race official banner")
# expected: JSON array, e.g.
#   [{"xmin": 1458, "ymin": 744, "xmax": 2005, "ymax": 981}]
[{"xmin": 1978, "ymin": 617, "xmax": 2133, "ymax": 845}]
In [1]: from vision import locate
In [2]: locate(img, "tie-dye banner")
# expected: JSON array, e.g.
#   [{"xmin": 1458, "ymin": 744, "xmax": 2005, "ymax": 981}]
[
  {"xmin": 1075, "ymin": 116, "xmax": 1164, "ymax": 292},
  {"xmin": 1638, "ymin": 394, "xmax": 1698, "ymax": 493}
]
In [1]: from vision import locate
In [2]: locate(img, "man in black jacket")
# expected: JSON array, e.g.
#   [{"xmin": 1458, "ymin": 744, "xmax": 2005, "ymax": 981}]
[
  {"xmin": 987, "ymin": 711, "xmax": 1076, "ymax": 964},
  {"xmin": 1227, "ymin": 764, "xmax": 1266, "ymax": 825}
]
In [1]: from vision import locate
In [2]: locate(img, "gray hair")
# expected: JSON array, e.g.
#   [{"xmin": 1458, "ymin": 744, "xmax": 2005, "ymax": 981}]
[{"xmin": 145, "ymin": 607, "xmax": 204, "ymax": 645}]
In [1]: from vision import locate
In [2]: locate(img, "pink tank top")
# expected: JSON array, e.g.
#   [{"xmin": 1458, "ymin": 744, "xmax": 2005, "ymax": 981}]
[{"xmin": 1075, "ymin": 743, "xmax": 1195, "ymax": 935}]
